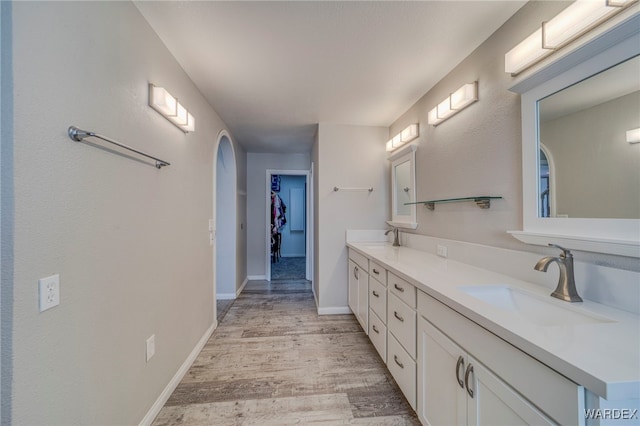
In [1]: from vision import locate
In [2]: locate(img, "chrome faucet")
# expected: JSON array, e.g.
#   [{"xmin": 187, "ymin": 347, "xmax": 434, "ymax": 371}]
[
  {"xmin": 534, "ymin": 244, "xmax": 583, "ymax": 303},
  {"xmin": 385, "ymin": 227, "xmax": 400, "ymax": 247}
]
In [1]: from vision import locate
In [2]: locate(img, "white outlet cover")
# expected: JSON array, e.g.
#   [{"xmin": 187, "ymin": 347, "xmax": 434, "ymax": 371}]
[
  {"xmin": 436, "ymin": 245, "xmax": 448, "ymax": 258},
  {"xmin": 38, "ymin": 274, "xmax": 60, "ymax": 312},
  {"xmin": 146, "ymin": 334, "xmax": 156, "ymax": 362}
]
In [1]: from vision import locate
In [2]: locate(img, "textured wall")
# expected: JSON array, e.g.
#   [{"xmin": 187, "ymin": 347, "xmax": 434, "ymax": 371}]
[
  {"xmin": 7, "ymin": 2, "xmax": 240, "ymax": 424},
  {"xmin": 316, "ymin": 123, "xmax": 388, "ymax": 311}
]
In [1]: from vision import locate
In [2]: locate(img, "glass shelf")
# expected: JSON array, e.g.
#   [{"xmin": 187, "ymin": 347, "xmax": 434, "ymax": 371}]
[{"xmin": 406, "ymin": 196, "xmax": 503, "ymax": 210}]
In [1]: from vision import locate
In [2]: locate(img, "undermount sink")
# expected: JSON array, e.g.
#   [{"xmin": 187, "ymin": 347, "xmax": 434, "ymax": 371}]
[{"xmin": 458, "ymin": 285, "xmax": 615, "ymax": 327}]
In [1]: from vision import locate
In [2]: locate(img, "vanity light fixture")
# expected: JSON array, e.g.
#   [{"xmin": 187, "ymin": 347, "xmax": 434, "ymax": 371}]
[
  {"xmin": 386, "ymin": 124, "xmax": 419, "ymax": 152},
  {"xmin": 627, "ymin": 127, "xmax": 640, "ymax": 144},
  {"xmin": 149, "ymin": 83, "xmax": 195, "ymax": 133},
  {"xmin": 505, "ymin": 0, "xmax": 637, "ymax": 75},
  {"xmin": 427, "ymin": 81, "xmax": 478, "ymax": 126}
]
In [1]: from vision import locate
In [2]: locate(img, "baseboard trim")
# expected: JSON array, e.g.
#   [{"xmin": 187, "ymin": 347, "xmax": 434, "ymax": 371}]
[
  {"xmin": 247, "ymin": 275, "xmax": 266, "ymax": 280},
  {"xmin": 236, "ymin": 277, "xmax": 248, "ymax": 297},
  {"xmin": 318, "ymin": 306, "xmax": 352, "ymax": 315},
  {"xmin": 281, "ymin": 254, "xmax": 306, "ymax": 258},
  {"xmin": 139, "ymin": 321, "xmax": 216, "ymax": 426},
  {"xmin": 217, "ymin": 293, "xmax": 236, "ymax": 300}
]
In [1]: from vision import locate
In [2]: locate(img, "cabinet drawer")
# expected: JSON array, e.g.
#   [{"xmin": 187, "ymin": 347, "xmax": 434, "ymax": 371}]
[
  {"xmin": 388, "ymin": 332, "xmax": 416, "ymax": 410},
  {"xmin": 369, "ymin": 279, "xmax": 387, "ymax": 322},
  {"xmin": 368, "ymin": 309, "xmax": 387, "ymax": 363},
  {"xmin": 388, "ymin": 292, "xmax": 416, "ymax": 359},
  {"xmin": 389, "ymin": 272, "xmax": 416, "ymax": 308},
  {"xmin": 369, "ymin": 260, "xmax": 387, "ymax": 286},
  {"xmin": 348, "ymin": 248, "xmax": 369, "ymax": 270}
]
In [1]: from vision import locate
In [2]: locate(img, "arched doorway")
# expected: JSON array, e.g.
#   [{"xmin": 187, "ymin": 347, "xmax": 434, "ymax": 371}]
[{"xmin": 214, "ymin": 132, "xmax": 237, "ymax": 316}]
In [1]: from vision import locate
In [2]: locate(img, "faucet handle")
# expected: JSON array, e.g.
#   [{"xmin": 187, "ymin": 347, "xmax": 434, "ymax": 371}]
[{"xmin": 548, "ymin": 243, "xmax": 572, "ymax": 258}]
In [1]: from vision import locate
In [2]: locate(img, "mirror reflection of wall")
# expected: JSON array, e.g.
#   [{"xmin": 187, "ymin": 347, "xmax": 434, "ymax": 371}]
[
  {"xmin": 537, "ymin": 55, "xmax": 640, "ymax": 219},
  {"xmin": 395, "ymin": 160, "xmax": 412, "ymax": 216}
]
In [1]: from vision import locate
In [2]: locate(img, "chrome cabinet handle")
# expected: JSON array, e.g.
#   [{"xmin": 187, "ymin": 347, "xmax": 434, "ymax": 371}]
[
  {"xmin": 394, "ymin": 355, "xmax": 404, "ymax": 369},
  {"xmin": 394, "ymin": 283, "xmax": 405, "ymax": 292},
  {"xmin": 372, "ymin": 325, "xmax": 379, "ymax": 334},
  {"xmin": 464, "ymin": 364, "xmax": 474, "ymax": 398},
  {"xmin": 354, "ymin": 266, "xmax": 359, "ymax": 280},
  {"xmin": 455, "ymin": 356, "xmax": 465, "ymax": 388},
  {"xmin": 393, "ymin": 311, "xmax": 404, "ymax": 322},
  {"xmin": 373, "ymin": 268, "xmax": 380, "ymax": 275},
  {"xmin": 372, "ymin": 290, "xmax": 380, "ymax": 298}
]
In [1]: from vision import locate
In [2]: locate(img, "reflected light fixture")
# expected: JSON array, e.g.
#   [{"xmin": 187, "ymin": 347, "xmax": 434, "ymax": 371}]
[
  {"xmin": 505, "ymin": 0, "xmax": 637, "ymax": 75},
  {"xmin": 627, "ymin": 128, "xmax": 640, "ymax": 144},
  {"xmin": 386, "ymin": 124, "xmax": 419, "ymax": 152},
  {"xmin": 149, "ymin": 83, "xmax": 195, "ymax": 133},
  {"xmin": 427, "ymin": 82, "xmax": 478, "ymax": 126}
]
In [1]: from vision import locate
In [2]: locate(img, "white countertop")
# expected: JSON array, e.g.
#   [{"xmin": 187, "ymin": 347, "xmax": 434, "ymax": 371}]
[{"xmin": 347, "ymin": 241, "xmax": 640, "ymax": 401}]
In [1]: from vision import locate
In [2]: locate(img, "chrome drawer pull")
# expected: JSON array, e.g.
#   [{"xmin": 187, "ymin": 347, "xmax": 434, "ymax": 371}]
[
  {"xmin": 393, "ymin": 311, "xmax": 404, "ymax": 322},
  {"xmin": 372, "ymin": 325, "xmax": 379, "ymax": 334},
  {"xmin": 394, "ymin": 283, "xmax": 405, "ymax": 292},
  {"xmin": 372, "ymin": 290, "xmax": 380, "ymax": 298},
  {"xmin": 373, "ymin": 268, "xmax": 380, "ymax": 275},
  {"xmin": 394, "ymin": 355, "xmax": 404, "ymax": 369},
  {"xmin": 464, "ymin": 364, "xmax": 474, "ymax": 398},
  {"xmin": 455, "ymin": 356, "xmax": 465, "ymax": 388}
]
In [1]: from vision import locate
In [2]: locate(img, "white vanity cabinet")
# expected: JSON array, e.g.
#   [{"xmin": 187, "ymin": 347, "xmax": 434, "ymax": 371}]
[
  {"xmin": 387, "ymin": 272, "xmax": 417, "ymax": 409},
  {"xmin": 348, "ymin": 249, "xmax": 369, "ymax": 333},
  {"xmin": 417, "ymin": 289, "xmax": 584, "ymax": 426},
  {"xmin": 368, "ymin": 261, "xmax": 388, "ymax": 362}
]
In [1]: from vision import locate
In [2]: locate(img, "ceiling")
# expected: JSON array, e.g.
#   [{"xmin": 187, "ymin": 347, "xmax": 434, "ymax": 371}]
[{"xmin": 135, "ymin": 1, "xmax": 526, "ymax": 153}]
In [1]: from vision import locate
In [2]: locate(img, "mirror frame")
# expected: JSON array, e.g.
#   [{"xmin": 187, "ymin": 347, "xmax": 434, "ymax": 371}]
[
  {"xmin": 387, "ymin": 143, "xmax": 418, "ymax": 230},
  {"xmin": 508, "ymin": 14, "xmax": 640, "ymax": 258}
]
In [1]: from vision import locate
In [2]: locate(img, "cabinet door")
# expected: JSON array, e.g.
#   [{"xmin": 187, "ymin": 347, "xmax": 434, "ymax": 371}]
[
  {"xmin": 348, "ymin": 260, "xmax": 358, "ymax": 315},
  {"xmin": 417, "ymin": 317, "xmax": 467, "ymax": 426},
  {"xmin": 466, "ymin": 356, "xmax": 554, "ymax": 426},
  {"xmin": 357, "ymin": 270, "xmax": 369, "ymax": 333}
]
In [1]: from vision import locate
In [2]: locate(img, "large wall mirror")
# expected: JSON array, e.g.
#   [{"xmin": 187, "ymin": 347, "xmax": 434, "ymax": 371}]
[
  {"xmin": 387, "ymin": 144, "xmax": 418, "ymax": 229},
  {"xmin": 509, "ymin": 17, "xmax": 640, "ymax": 257}
]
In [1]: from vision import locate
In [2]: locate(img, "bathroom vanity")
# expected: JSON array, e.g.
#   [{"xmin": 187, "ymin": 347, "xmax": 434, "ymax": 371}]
[{"xmin": 346, "ymin": 241, "xmax": 640, "ymax": 425}]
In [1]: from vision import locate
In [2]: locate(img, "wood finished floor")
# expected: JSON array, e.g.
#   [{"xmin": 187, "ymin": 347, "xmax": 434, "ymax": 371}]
[{"xmin": 153, "ymin": 280, "xmax": 420, "ymax": 425}]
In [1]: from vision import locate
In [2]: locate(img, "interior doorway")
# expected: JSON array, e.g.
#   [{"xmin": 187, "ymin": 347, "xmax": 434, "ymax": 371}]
[
  {"xmin": 215, "ymin": 132, "xmax": 237, "ymax": 306},
  {"xmin": 266, "ymin": 170, "xmax": 312, "ymax": 281}
]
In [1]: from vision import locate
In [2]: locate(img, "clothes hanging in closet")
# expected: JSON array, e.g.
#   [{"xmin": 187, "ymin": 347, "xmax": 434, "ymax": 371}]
[{"xmin": 271, "ymin": 192, "xmax": 287, "ymax": 262}]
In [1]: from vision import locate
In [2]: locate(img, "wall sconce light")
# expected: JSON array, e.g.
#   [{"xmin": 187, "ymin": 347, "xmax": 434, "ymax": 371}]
[
  {"xmin": 627, "ymin": 128, "xmax": 640, "ymax": 144},
  {"xmin": 505, "ymin": 0, "xmax": 637, "ymax": 75},
  {"xmin": 386, "ymin": 124, "xmax": 419, "ymax": 152},
  {"xmin": 427, "ymin": 81, "xmax": 478, "ymax": 126},
  {"xmin": 149, "ymin": 84, "xmax": 195, "ymax": 133}
]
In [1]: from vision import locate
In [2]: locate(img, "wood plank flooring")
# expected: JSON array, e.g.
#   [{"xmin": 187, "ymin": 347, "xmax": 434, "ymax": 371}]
[{"xmin": 152, "ymin": 280, "xmax": 420, "ymax": 425}]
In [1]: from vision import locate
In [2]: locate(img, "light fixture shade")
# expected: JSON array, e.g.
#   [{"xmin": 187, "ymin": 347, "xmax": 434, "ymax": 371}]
[
  {"xmin": 542, "ymin": 0, "xmax": 618, "ymax": 49},
  {"xmin": 427, "ymin": 107, "xmax": 441, "ymax": 125},
  {"xmin": 627, "ymin": 128, "xmax": 640, "ymax": 144},
  {"xmin": 392, "ymin": 134, "xmax": 402, "ymax": 148},
  {"xmin": 437, "ymin": 98, "xmax": 452, "ymax": 119},
  {"xmin": 450, "ymin": 82, "xmax": 478, "ymax": 110},
  {"xmin": 169, "ymin": 102, "xmax": 189, "ymax": 126},
  {"xmin": 184, "ymin": 113, "xmax": 195, "ymax": 132},
  {"xmin": 149, "ymin": 84, "xmax": 177, "ymax": 117},
  {"xmin": 505, "ymin": 29, "xmax": 551, "ymax": 75},
  {"xmin": 400, "ymin": 124, "xmax": 419, "ymax": 143},
  {"xmin": 386, "ymin": 140, "xmax": 394, "ymax": 151}
]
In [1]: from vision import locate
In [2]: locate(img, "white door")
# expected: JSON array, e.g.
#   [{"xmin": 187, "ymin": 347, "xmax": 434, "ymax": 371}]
[
  {"xmin": 417, "ymin": 316, "xmax": 467, "ymax": 426},
  {"xmin": 357, "ymin": 270, "xmax": 369, "ymax": 333},
  {"xmin": 348, "ymin": 260, "xmax": 358, "ymax": 315}
]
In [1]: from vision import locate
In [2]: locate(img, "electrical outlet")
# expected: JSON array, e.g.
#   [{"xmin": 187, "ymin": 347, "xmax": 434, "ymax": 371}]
[
  {"xmin": 436, "ymin": 245, "xmax": 448, "ymax": 258},
  {"xmin": 38, "ymin": 274, "xmax": 60, "ymax": 312},
  {"xmin": 146, "ymin": 334, "xmax": 156, "ymax": 362}
]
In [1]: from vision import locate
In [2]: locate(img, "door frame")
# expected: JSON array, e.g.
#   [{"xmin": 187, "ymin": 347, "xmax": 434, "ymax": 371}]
[{"xmin": 265, "ymin": 169, "xmax": 312, "ymax": 281}]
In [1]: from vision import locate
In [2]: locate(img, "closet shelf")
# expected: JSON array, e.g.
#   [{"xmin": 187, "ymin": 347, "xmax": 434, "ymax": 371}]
[{"xmin": 406, "ymin": 196, "xmax": 502, "ymax": 210}]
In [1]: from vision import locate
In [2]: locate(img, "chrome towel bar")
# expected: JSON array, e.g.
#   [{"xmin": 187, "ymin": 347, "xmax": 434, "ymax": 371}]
[
  {"xmin": 68, "ymin": 126, "xmax": 170, "ymax": 169},
  {"xmin": 333, "ymin": 186, "xmax": 373, "ymax": 192}
]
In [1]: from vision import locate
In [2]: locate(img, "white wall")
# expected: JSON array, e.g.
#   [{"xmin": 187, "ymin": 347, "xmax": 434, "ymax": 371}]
[
  {"xmin": 246, "ymin": 153, "xmax": 310, "ymax": 277},
  {"xmin": 389, "ymin": 1, "xmax": 638, "ymax": 272},
  {"xmin": 5, "ymin": 2, "xmax": 244, "ymax": 424},
  {"xmin": 276, "ymin": 175, "xmax": 306, "ymax": 257},
  {"xmin": 316, "ymin": 124, "xmax": 388, "ymax": 312}
]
